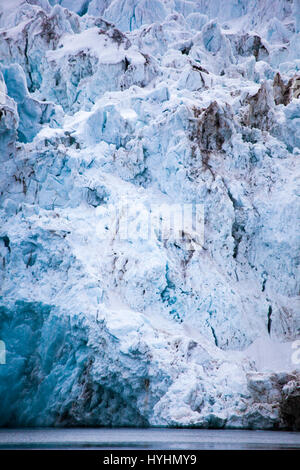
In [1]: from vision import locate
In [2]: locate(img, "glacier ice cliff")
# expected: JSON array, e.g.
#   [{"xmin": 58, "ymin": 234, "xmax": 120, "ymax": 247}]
[{"xmin": 0, "ymin": 0, "xmax": 299, "ymax": 429}]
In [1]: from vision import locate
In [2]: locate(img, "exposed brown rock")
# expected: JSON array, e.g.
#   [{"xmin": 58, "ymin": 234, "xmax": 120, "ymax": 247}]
[
  {"xmin": 280, "ymin": 378, "xmax": 300, "ymax": 430},
  {"xmin": 228, "ymin": 33, "xmax": 269, "ymax": 61},
  {"xmin": 246, "ymin": 372, "xmax": 300, "ymax": 430},
  {"xmin": 192, "ymin": 101, "xmax": 234, "ymax": 151},
  {"xmin": 242, "ymin": 81, "xmax": 275, "ymax": 131},
  {"xmin": 273, "ymin": 72, "xmax": 294, "ymax": 106}
]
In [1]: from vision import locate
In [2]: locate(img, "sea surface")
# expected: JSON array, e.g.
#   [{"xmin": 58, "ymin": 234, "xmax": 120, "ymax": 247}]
[{"xmin": 0, "ymin": 428, "xmax": 299, "ymax": 450}]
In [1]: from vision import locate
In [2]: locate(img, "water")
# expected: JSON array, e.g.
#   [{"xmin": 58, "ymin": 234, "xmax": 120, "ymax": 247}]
[{"xmin": 0, "ymin": 428, "xmax": 299, "ymax": 450}]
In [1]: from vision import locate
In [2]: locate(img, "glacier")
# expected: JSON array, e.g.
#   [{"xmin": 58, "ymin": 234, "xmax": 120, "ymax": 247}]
[{"xmin": 0, "ymin": 0, "xmax": 299, "ymax": 429}]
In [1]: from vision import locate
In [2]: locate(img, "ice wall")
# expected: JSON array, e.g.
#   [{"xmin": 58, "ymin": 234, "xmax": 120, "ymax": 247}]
[{"xmin": 0, "ymin": 0, "xmax": 299, "ymax": 429}]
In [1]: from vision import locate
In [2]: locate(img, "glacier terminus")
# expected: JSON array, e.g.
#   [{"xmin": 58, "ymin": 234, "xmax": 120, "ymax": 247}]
[{"xmin": 0, "ymin": 0, "xmax": 299, "ymax": 430}]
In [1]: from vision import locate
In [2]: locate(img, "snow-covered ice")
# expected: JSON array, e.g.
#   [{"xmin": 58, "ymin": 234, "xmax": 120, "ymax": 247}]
[{"xmin": 0, "ymin": 0, "xmax": 299, "ymax": 429}]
